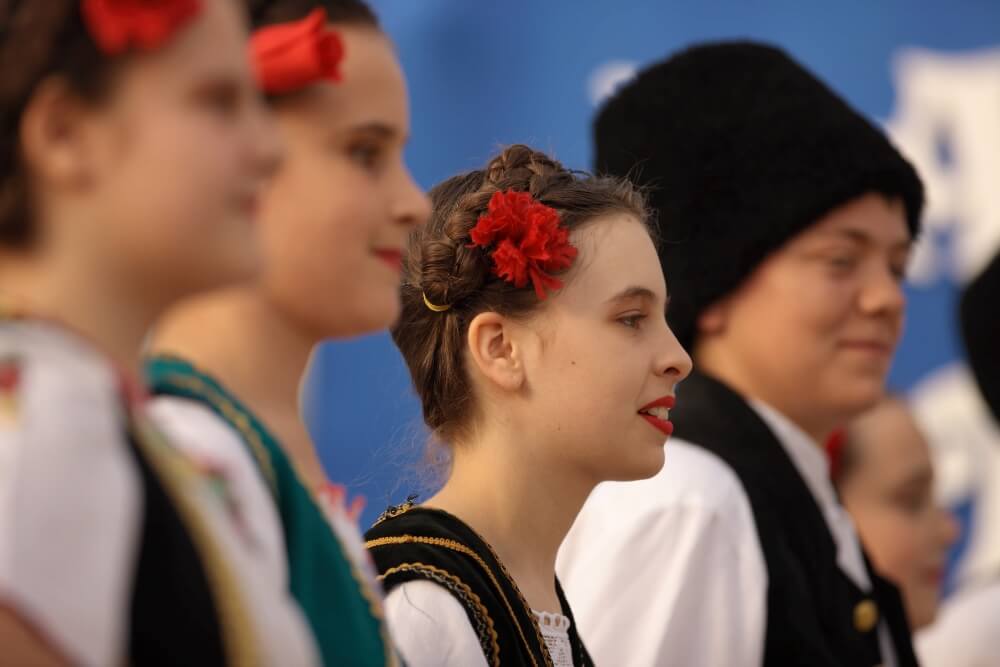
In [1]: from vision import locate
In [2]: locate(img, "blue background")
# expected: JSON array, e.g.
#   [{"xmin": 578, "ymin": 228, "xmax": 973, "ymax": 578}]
[{"xmin": 303, "ymin": 0, "xmax": 1000, "ymax": 530}]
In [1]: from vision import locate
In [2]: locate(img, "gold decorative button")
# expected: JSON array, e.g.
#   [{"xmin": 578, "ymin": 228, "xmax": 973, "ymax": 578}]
[{"xmin": 854, "ymin": 599, "xmax": 879, "ymax": 633}]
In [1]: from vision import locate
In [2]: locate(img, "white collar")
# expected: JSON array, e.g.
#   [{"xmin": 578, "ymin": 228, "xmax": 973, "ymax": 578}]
[{"xmin": 747, "ymin": 399, "xmax": 873, "ymax": 591}]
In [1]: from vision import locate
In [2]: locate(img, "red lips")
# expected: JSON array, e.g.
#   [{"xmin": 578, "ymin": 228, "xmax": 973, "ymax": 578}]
[
  {"xmin": 639, "ymin": 395, "xmax": 676, "ymax": 438},
  {"xmin": 374, "ymin": 249, "xmax": 403, "ymax": 272}
]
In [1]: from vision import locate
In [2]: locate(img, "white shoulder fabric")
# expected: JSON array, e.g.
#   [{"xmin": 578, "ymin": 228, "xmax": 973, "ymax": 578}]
[{"xmin": 384, "ymin": 579, "xmax": 490, "ymax": 667}]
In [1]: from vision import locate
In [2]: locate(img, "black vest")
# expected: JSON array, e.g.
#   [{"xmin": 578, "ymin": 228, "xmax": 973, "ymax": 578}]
[
  {"xmin": 365, "ymin": 505, "xmax": 594, "ymax": 667},
  {"xmin": 125, "ymin": 428, "xmax": 229, "ymax": 665},
  {"xmin": 673, "ymin": 371, "xmax": 918, "ymax": 667}
]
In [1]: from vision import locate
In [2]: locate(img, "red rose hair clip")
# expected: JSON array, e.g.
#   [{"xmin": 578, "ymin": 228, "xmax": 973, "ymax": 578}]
[
  {"xmin": 250, "ymin": 8, "xmax": 344, "ymax": 95},
  {"xmin": 469, "ymin": 189, "xmax": 578, "ymax": 300},
  {"xmin": 82, "ymin": 0, "xmax": 202, "ymax": 56}
]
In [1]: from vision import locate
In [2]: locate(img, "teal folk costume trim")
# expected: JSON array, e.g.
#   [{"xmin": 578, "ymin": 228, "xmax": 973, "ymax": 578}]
[{"xmin": 146, "ymin": 356, "xmax": 397, "ymax": 667}]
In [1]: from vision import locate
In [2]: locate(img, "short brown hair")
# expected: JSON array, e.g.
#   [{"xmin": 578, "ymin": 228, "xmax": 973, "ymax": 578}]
[{"xmin": 391, "ymin": 144, "xmax": 648, "ymax": 443}]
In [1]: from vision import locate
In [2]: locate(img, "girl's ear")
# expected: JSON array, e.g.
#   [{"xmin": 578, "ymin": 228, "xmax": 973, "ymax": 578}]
[
  {"xmin": 19, "ymin": 78, "xmax": 97, "ymax": 192},
  {"xmin": 466, "ymin": 311, "xmax": 525, "ymax": 392},
  {"xmin": 697, "ymin": 298, "xmax": 729, "ymax": 337}
]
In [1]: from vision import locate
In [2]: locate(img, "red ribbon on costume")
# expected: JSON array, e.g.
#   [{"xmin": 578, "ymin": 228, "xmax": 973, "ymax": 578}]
[
  {"xmin": 468, "ymin": 190, "xmax": 578, "ymax": 300},
  {"xmin": 250, "ymin": 8, "xmax": 344, "ymax": 95},
  {"xmin": 81, "ymin": 0, "xmax": 202, "ymax": 55}
]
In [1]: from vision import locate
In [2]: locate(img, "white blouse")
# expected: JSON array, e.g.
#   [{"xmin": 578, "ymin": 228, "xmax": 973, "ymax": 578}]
[{"xmin": 384, "ymin": 579, "xmax": 574, "ymax": 666}]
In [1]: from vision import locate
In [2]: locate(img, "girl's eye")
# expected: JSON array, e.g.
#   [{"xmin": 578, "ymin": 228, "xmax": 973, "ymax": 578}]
[
  {"xmin": 195, "ymin": 82, "xmax": 241, "ymax": 116},
  {"xmin": 619, "ymin": 314, "xmax": 647, "ymax": 329},
  {"xmin": 828, "ymin": 255, "xmax": 859, "ymax": 272},
  {"xmin": 349, "ymin": 143, "xmax": 382, "ymax": 170},
  {"xmin": 889, "ymin": 261, "xmax": 908, "ymax": 282}
]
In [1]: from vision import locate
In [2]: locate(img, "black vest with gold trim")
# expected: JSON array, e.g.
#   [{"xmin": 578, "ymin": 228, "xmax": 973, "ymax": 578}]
[
  {"xmin": 673, "ymin": 371, "xmax": 918, "ymax": 667},
  {"xmin": 365, "ymin": 506, "xmax": 594, "ymax": 667}
]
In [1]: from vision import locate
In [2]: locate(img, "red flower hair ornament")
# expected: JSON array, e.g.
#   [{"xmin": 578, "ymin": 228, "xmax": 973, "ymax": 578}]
[
  {"xmin": 81, "ymin": 0, "xmax": 202, "ymax": 56},
  {"xmin": 469, "ymin": 190, "xmax": 578, "ymax": 300},
  {"xmin": 250, "ymin": 8, "xmax": 344, "ymax": 95}
]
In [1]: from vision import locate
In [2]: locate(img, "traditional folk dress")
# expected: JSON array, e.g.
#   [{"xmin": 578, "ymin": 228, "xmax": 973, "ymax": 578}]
[
  {"xmin": 146, "ymin": 355, "xmax": 396, "ymax": 667},
  {"xmin": 0, "ymin": 318, "xmax": 317, "ymax": 666},
  {"xmin": 365, "ymin": 503, "xmax": 593, "ymax": 667},
  {"xmin": 558, "ymin": 371, "xmax": 919, "ymax": 667}
]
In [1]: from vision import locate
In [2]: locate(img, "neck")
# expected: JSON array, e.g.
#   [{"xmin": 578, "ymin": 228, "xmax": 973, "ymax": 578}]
[
  {"xmin": 695, "ymin": 345, "xmax": 835, "ymax": 446},
  {"xmin": 0, "ymin": 251, "xmax": 156, "ymax": 376},
  {"xmin": 151, "ymin": 289, "xmax": 328, "ymax": 487},
  {"xmin": 427, "ymin": 424, "xmax": 594, "ymax": 612}
]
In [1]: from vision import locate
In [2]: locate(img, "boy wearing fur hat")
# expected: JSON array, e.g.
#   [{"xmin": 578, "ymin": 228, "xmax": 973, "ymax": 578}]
[{"xmin": 558, "ymin": 42, "xmax": 923, "ymax": 667}]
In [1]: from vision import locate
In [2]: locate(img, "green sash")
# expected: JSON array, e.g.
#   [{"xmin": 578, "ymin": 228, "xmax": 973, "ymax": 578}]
[{"xmin": 146, "ymin": 356, "xmax": 396, "ymax": 667}]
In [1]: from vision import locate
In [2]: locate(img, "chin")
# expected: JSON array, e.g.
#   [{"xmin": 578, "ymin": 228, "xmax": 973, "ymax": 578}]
[
  {"xmin": 316, "ymin": 297, "xmax": 400, "ymax": 339},
  {"xmin": 827, "ymin": 374, "xmax": 889, "ymax": 418},
  {"xmin": 605, "ymin": 446, "xmax": 666, "ymax": 482}
]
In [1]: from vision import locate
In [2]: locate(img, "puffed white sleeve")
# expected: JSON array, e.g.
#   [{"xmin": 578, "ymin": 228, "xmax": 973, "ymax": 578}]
[
  {"xmin": 0, "ymin": 330, "xmax": 142, "ymax": 666},
  {"xmin": 557, "ymin": 440, "xmax": 768, "ymax": 667},
  {"xmin": 384, "ymin": 579, "xmax": 490, "ymax": 667}
]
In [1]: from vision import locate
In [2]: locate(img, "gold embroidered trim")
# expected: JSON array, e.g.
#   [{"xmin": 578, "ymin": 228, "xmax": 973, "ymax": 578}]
[
  {"xmin": 380, "ymin": 562, "xmax": 500, "ymax": 666},
  {"xmin": 366, "ymin": 534, "xmax": 550, "ymax": 667},
  {"xmin": 155, "ymin": 372, "xmax": 278, "ymax": 494},
  {"xmin": 131, "ymin": 416, "xmax": 259, "ymax": 666},
  {"xmin": 158, "ymin": 364, "xmax": 399, "ymax": 667}
]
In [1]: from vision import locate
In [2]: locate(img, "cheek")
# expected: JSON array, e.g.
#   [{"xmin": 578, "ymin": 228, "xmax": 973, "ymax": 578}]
[
  {"xmin": 259, "ymin": 179, "xmax": 399, "ymax": 335},
  {"xmin": 862, "ymin": 509, "xmax": 923, "ymax": 578}
]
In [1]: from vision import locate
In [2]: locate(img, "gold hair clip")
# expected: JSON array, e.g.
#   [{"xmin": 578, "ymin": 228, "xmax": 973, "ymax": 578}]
[{"xmin": 422, "ymin": 292, "xmax": 452, "ymax": 313}]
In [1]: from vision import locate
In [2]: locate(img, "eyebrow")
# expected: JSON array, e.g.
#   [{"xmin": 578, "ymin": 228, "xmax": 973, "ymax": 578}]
[
  {"xmin": 832, "ymin": 228, "xmax": 912, "ymax": 253},
  {"xmin": 606, "ymin": 286, "xmax": 656, "ymax": 303},
  {"xmin": 346, "ymin": 122, "xmax": 400, "ymax": 140}
]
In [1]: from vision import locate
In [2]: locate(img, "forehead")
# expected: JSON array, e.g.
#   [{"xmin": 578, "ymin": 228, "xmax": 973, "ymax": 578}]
[
  {"xmin": 853, "ymin": 401, "xmax": 930, "ymax": 466},
  {"xmin": 127, "ymin": 0, "xmax": 250, "ymax": 82},
  {"xmin": 558, "ymin": 213, "xmax": 665, "ymax": 305},
  {"xmin": 285, "ymin": 25, "xmax": 408, "ymax": 134},
  {"xmin": 795, "ymin": 192, "xmax": 911, "ymax": 247}
]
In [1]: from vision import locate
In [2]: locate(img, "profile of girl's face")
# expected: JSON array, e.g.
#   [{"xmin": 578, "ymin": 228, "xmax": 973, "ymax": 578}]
[
  {"xmin": 840, "ymin": 399, "xmax": 959, "ymax": 630},
  {"xmin": 34, "ymin": 0, "xmax": 281, "ymax": 303},
  {"xmin": 255, "ymin": 24, "xmax": 430, "ymax": 341},
  {"xmin": 490, "ymin": 213, "xmax": 692, "ymax": 483}
]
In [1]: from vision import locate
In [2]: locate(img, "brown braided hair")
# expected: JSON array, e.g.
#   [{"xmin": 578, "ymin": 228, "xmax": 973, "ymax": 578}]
[
  {"xmin": 391, "ymin": 144, "xmax": 649, "ymax": 443},
  {"xmin": 246, "ymin": 0, "xmax": 378, "ymax": 29},
  {"xmin": 0, "ymin": 1, "xmax": 119, "ymax": 246}
]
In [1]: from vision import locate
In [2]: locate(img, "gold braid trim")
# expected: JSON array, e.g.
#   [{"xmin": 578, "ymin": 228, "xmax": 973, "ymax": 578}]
[
  {"xmin": 131, "ymin": 417, "xmax": 259, "ymax": 666},
  {"xmin": 367, "ymin": 534, "xmax": 551, "ymax": 667},
  {"xmin": 380, "ymin": 562, "xmax": 500, "ymax": 666}
]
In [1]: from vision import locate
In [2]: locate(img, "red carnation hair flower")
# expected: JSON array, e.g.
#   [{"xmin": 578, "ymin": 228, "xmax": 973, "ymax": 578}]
[
  {"xmin": 250, "ymin": 8, "xmax": 344, "ymax": 95},
  {"xmin": 469, "ymin": 189, "xmax": 578, "ymax": 300},
  {"xmin": 81, "ymin": 0, "xmax": 202, "ymax": 56}
]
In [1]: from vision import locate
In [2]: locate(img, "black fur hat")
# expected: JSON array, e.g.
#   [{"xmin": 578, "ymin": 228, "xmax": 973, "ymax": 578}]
[{"xmin": 594, "ymin": 41, "xmax": 924, "ymax": 351}]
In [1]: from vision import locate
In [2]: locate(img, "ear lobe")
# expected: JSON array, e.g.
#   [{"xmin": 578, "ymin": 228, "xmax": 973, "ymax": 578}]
[
  {"xmin": 466, "ymin": 311, "xmax": 524, "ymax": 393},
  {"xmin": 19, "ymin": 78, "xmax": 97, "ymax": 190},
  {"xmin": 697, "ymin": 299, "xmax": 728, "ymax": 337}
]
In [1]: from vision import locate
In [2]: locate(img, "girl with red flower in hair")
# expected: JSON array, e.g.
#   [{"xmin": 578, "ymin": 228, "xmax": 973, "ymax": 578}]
[
  {"xmin": 364, "ymin": 145, "xmax": 692, "ymax": 667},
  {"xmin": 145, "ymin": 2, "xmax": 428, "ymax": 665},
  {"xmin": 0, "ymin": 1, "xmax": 323, "ymax": 665}
]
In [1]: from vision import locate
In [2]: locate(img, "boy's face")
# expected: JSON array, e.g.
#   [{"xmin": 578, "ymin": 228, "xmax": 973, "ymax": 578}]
[{"xmin": 697, "ymin": 192, "xmax": 912, "ymax": 434}]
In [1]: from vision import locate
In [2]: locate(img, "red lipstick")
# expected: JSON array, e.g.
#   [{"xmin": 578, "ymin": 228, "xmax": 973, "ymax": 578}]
[
  {"xmin": 639, "ymin": 395, "xmax": 676, "ymax": 437},
  {"xmin": 374, "ymin": 249, "xmax": 403, "ymax": 272}
]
